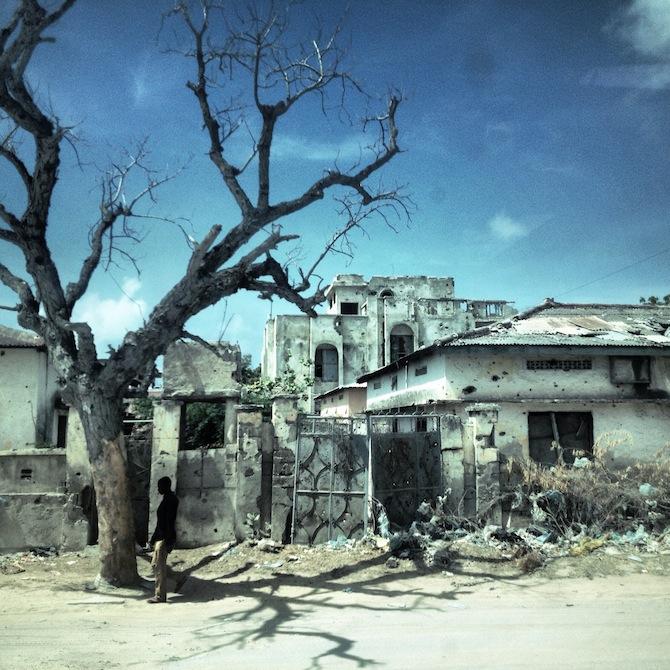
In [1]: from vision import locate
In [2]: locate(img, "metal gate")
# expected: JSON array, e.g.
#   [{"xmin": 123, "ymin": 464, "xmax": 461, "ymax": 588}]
[
  {"xmin": 291, "ymin": 415, "xmax": 368, "ymax": 545},
  {"xmin": 291, "ymin": 413, "xmax": 446, "ymax": 544},
  {"xmin": 370, "ymin": 414, "xmax": 443, "ymax": 529}
]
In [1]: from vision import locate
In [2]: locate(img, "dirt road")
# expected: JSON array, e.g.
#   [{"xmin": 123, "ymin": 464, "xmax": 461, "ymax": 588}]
[{"xmin": 1, "ymin": 542, "xmax": 669, "ymax": 669}]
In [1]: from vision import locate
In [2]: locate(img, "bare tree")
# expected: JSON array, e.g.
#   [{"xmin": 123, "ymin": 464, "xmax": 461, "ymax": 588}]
[{"xmin": 0, "ymin": 1, "xmax": 404, "ymax": 585}]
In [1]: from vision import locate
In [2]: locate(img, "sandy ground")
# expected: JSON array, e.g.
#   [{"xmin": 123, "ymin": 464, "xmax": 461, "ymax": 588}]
[{"xmin": 1, "ymin": 540, "xmax": 670, "ymax": 670}]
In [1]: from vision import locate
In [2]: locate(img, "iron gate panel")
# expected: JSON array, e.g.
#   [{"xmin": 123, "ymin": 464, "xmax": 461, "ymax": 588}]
[
  {"xmin": 371, "ymin": 415, "xmax": 442, "ymax": 529},
  {"xmin": 291, "ymin": 416, "xmax": 368, "ymax": 545}
]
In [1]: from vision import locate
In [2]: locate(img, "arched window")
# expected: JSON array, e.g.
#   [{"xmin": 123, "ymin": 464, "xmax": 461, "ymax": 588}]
[
  {"xmin": 315, "ymin": 345, "xmax": 338, "ymax": 382},
  {"xmin": 379, "ymin": 289, "xmax": 394, "ymax": 299},
  {"xmin": 390, "ymin": 324, "xmax": 414, "ymax": 363}
]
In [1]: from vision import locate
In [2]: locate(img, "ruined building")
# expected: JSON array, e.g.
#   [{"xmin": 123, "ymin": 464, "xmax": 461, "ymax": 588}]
[{"xmin": 262, "ymin": 274, "xmax": 515, "ymax": 410}]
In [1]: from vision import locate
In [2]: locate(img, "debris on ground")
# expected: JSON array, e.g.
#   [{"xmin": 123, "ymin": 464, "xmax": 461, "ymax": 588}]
[{"xmin": 256, "ymin": 538, "xmax": 282, "ymax": 553}]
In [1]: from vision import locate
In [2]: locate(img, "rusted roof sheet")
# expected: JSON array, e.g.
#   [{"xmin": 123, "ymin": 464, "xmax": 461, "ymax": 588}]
[
  {"xmin": 443, "ymin": 303, "xmax": 670, "ymax": 349},
  {"xmin": 358, "ymin": 300, "xmax": 670, "ymax": 383},
  {"xmin": 0, "ymin": 325, "xmax": 44, "ymax": 348}
]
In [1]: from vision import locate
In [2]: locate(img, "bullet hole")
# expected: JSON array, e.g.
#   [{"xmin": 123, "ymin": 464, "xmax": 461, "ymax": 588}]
[
  {"xmin": 75, "ymin": 472, "xmax": 81, "ymax": 476},
  {"xmin": 499, "ymin": 431, "xmax": 506, "ymax": 436},
  {"xmin": 462, "ymin": 385, "xmax": 476, "ymax": 394},
  {"xmin": 491, "ymin": 375, "xmax": 500, "ymax": 382},
  {"xmin": 244, "ymin": 467, "xmax": 254, "ymax": 477},
  {"xmin": 214, "ymin": 528, "xmax": 218, "ymax": 533},
  {"xmin": 502, "ymin": 371, "xmax": 509, "ymax": 375},
  {"xmin": 20, "ymin": 468, "xmax": 33, "ymax": 481}
]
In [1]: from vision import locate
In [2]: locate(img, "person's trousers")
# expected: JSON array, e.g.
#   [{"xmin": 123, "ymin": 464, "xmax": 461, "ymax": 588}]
[{"xmin": 151, "ymin": 540, "xmax": 168, "ymax": 601}]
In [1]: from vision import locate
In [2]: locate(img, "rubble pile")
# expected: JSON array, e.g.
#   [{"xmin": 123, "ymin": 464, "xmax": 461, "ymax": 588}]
[{"xmin": 370, "ymin": 466, "xmax": 670, "ymax": 571}]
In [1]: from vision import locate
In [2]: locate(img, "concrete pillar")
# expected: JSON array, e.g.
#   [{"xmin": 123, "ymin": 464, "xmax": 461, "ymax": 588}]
[
  {"xmin": 149, "ymin": 401, "xmax": 182, "ymax": 529},
  {"xmin": 270, "ymin": 396, "xmax": 299, "ymax": 542},
  {"xmin": 64, "ymin": 408, "xmax": 91, "ymax": 496},
  {"xmin": 234, "ymin": 405, "xmax": 264, "ymax": 540},
  {"xmin": 467, "ymin": 404, "xmax": 501, "ymax": 525},
  {"xmin": 440, "ymin": 414, "xmax": 465, "ymax": 515},
  {"xmin": 224, "ymin": 398, "xmax": 237, "ymax": 446},
  {"xmin": 271, "ymin": 395, "xmax": 299, "ymax": 452}
]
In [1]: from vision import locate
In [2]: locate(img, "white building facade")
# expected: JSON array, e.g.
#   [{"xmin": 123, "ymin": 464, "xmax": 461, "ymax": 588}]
[
  {"xmin": 361, "ymin": 300, "xmax": 670, "ymax": 468},
  {"xmin": 262, "ymin": 274, "xmax": 514, "ymax": 410}
]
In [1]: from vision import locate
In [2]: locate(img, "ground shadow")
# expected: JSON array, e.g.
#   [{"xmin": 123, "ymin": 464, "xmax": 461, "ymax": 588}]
[{"xmin": 147, "ymin": 545, "xmax": 540, "ymax": 669}]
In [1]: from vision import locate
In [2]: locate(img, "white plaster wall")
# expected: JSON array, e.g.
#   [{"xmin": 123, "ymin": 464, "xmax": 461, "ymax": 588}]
[
  {"xmin": 0, "ymin": 348, "xmax": 48, "ymax": 450},
  {"xmin": 475, "ymin": 400, "xmax": 670, "ymax": 466},
  {"xmin": 367, "ymin": 349, "xmax": 670, "ymax": 410},
  {"xmin": 320, "ymin": 389, "xmax": 366, "ymax": 417},
  {"xmin": 367, "ymin": 351, "xmax": 447, "ymax": 409}
]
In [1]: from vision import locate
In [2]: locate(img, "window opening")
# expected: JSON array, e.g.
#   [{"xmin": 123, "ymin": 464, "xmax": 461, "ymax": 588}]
[
  {"xmin": 390, "ymin": 324, "xmax": 414, "ymax": 363},
  {"xmin": 56, "ymin": 413, "xmax": 68, "ymax": 448},
  {"xmin": 391, "ymin": 374, "xmax": 398, "ymax": 391},
  {"xmin": 528, "ymin": 412, "xmax": 593, "ymax": 466},
  {"xmin": 180, "ymin": 401, "xmax": 227, "ymax": 450},
  {"xmin": 340, "ymin": 302, "xmax": 359, "ymax": 315},
  {"xmin": 415, "ymin": 365, "xmax": 427, "ymax": 376},
  {"xmin": 315, "ymin": 345, "xmax": 338, "ymax": 382},
  {"xmin": 20, "ymin": 468, "xmax": 33, "ymax": 481},
  {"xmin": 610, "ymin": 357, "xmax": 651, "ymax": 384}
]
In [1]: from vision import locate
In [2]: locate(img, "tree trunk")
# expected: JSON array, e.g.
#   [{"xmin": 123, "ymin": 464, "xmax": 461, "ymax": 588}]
[{"xmin": 78, "ymin": 394, "xmax": 139, "ymax": 586}]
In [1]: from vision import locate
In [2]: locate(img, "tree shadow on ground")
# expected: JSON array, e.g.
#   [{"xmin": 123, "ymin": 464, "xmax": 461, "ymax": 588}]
[{"xmin": 159, "ymin": 546, "xmax": 540, "ymax": 669}]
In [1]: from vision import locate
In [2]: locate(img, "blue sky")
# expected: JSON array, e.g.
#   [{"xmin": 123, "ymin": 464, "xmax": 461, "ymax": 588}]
[{"xmin": 1, "ymin": 0, "xmax": 669, "ymax": 362}]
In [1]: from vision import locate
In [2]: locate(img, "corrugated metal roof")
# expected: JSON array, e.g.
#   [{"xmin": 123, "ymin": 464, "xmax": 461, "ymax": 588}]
[
  {"xmin": 0, "ymin": 325, "xmax": 44, "ymax": 348},
  {"xmin": 358, "ymin": 299, "xmax": 670, "ymax": 382},
  {"xmin": 446, "ymin": 331, "xmax": 669, "ymax": 348},
  {"xmin": 439, "ymin": 301, "xmax": 670, "ymax": 349},
  {"xmin": 446, "ymin": 314, "xmax": 670, "ymax": 348}
]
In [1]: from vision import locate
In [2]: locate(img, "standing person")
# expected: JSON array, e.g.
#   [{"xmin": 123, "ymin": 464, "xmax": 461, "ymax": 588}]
[{"xmin": 148, "ymin": 476, "xmax": 179, "ymax": 603}]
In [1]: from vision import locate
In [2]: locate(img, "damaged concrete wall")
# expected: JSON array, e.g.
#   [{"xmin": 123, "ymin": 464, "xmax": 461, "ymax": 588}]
[
  {"xmin": 368, "ymin": 349, "xmax": 670, "ymax": 409},
  {"xmin": 492, "ymin": 400, "xmax": 670, "ymax": 467},
  {"xmin": 0, "ymin": 449, "xmax": 65, "ymax": 493},
  {"xmin": 149, "ymin": 400, "xmax": 277, "ymax": 547},
  {"xmin": 163, "ymin": 341, "xmax": 242, "ymax": 399},
  {"xmin": 0, "ymin": 347, "xmax": 59, "ymax": 450},
  {"xmin": 264, "ymin": 275, "xmax": 514, "ymax": 411},
  {"xmin": 175, "ymin": 446, "xmax": 237, "ymax": 547},
  {"xmin": 0, "ymin": 493, "xmax": 67, "ymax": 550}
]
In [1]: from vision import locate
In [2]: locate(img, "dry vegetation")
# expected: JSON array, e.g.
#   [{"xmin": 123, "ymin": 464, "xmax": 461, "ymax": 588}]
[{"xmin": 511, "ymin": 445, "xmax": 670, "ymax": 537}]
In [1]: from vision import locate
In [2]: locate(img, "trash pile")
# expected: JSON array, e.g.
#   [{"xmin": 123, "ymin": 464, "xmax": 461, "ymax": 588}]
[
  {"xmin": 0, "ymin": 546, "xmax": 59, "ymax": 575},
  {"xmin": 369, "ymin": 470, "xmax": 670, "ymax": 572}
]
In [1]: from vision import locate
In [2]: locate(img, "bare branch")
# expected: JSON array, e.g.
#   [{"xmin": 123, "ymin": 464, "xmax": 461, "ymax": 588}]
[
  {"xmin": 0, "ymin": 127, "xmax": 32, "ymax": 189},
  {"xmin": 176, "ymin": 2, "xmax": 253, "ymax": 216},
  {"xmin": 186, "ymin": 223, "xmax": 222, "ymax": 274},
  {"xmin": 268, "ymin": 95, "xmax": 402, "ymax": 220},
  {"xmin": 0, "ymin": 226, "xmax": 20, "ymax": 245},
  {"xmin": 0, "ymin": 259, "xmax": 42, "ymax": 331},
  {"xmin": 65, "ymin": 142, "xmax": 182, "ymax": 309}
]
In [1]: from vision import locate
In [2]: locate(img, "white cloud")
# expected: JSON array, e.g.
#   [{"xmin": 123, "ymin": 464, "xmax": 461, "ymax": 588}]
[
  {"xmin": 272, "ymin": 134, "xmax": 367, "ymax": 163},
  {"xmin": 74, "ymin": 277, "xmax": 147, "ymax": 351},
  {"xmin": 582, "ymin": 63, "xmax": 670, "ymax": 89},
  {"xmin": 616, "ymin": 0, "xmax": 670, "ymax": 58},
  {"xmin": 488, "ymin": 213, "xmax": 529, "ymax": 240}
]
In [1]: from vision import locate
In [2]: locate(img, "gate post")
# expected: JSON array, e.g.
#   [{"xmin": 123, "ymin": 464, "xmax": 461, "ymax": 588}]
[
  {"xmin": 234, "ymin": 405, "xmax": 264, "ymax": 540},
  {"xmin": 150, "ymin": 400, "xmax": 182, "ymax": 538},
  {"xmin": 270, "ymin": 395, "xmax": 299, "ymax": 542},
  {"xmin": 440, "ymin": 414, "xmax": 466, "ymax": 515},
  {"xmin": 466, "ymin": 404, "xmax": 501, "ymax": 524}
]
